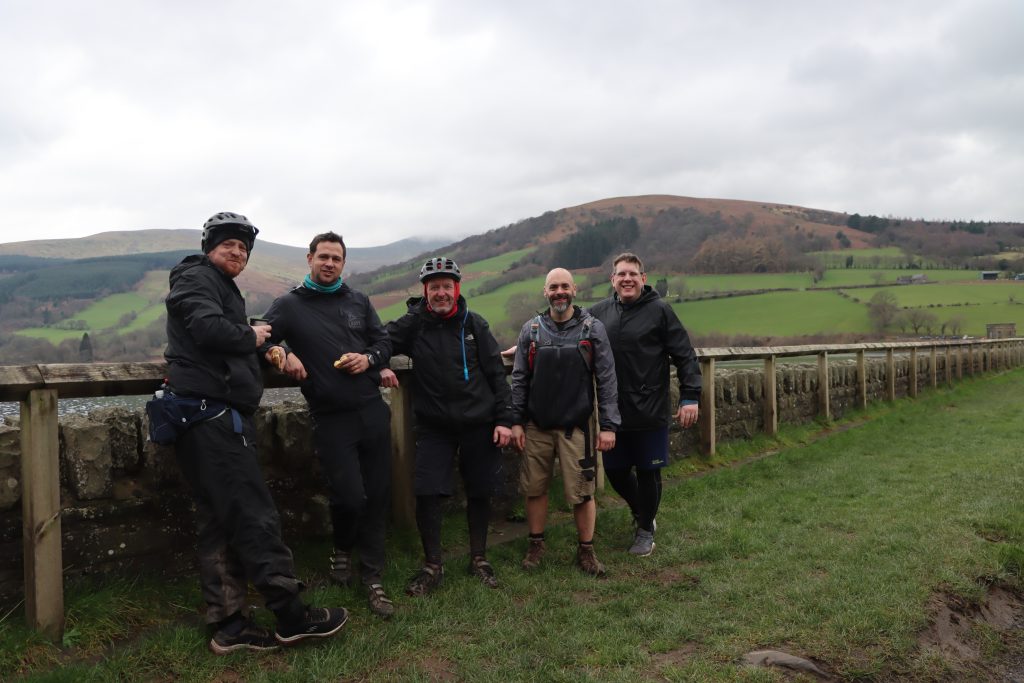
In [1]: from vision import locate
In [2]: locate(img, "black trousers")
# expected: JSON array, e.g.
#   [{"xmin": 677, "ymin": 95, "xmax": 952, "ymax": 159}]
[
  {"xmin": 175, "ymin": 411, "xmax": 303, "ymax": 624},
  {"xmin": 312, "ymin": 399, "xmax": 391, "ymax": 584}
]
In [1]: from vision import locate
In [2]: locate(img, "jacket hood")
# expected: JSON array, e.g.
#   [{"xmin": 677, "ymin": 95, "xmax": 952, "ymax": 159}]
[
  {"xmin": 616, "ymin": 284, "xmax": 659, "ymax": 307},
  {"xmin": 169, "ymin": 254, "xmax": 209, "ymax": 287}
]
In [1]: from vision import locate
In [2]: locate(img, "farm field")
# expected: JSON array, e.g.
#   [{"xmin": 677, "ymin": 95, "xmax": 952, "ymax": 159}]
[
  {"xmin": 660, "ymin": 268, "xmax": 974, "ymax": 294},
  {"xmin": 670, "ymin": 290, "xmax": 870, "ymax": 337}
]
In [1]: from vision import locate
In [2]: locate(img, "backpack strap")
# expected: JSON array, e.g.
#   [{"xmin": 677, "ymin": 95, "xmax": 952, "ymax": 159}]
[
  {"xmin": 577, "ymin": 314, "xmax": 594, "ymax": 371},
  {"xmin": 527, "ymin": 315, "xmax": 541, "ymax": 372}
]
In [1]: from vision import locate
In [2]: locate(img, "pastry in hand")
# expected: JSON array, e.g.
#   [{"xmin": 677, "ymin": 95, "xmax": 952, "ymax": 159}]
[
  {"xmin": 268, "ymin": 346, "xmax": 285, "ymax": 369},
  {"xmin": 333, "ymin": 353, "xmax": 350, "ymax": 369}
]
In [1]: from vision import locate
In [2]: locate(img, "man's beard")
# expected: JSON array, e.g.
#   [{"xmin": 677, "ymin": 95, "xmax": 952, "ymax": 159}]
[{"xmin": 550, "ymin": 296, "xmax": 572, "ymax": 314}]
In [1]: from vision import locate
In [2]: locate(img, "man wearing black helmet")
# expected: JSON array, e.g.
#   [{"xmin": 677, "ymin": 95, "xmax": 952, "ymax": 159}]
[
  {"xmin": 262, "ymin": 231, "xmax": 395, "ymax": 618},
  {"xmin": 380, "ymin": 257, "xmax": 513, "ymax": 596},
  {"xmin": 165, "ymin": 213, "xmax": 347, "ymax": 654}
]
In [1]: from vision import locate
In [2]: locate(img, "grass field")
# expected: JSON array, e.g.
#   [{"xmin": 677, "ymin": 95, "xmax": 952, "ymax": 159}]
[
  {"xmin": 9, "ymin": 249, "xmax": 1018, "ymax": 346},
  {"xmin": 5, "ymin": 370, "xmax": 1024, "ymax": 680},
  {"xmin": 669, "ymin": 290, "xmax": 870, "ymax": 337}
]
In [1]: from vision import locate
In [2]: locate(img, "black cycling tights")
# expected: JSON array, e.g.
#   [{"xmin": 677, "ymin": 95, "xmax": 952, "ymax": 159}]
[
  {"xmin": 416, "ymin": 495, "xmax": 491, "ymax": 565},
  {"xmin": 604, "ymin": 467, "xmax": 662, "ymax": 532}
]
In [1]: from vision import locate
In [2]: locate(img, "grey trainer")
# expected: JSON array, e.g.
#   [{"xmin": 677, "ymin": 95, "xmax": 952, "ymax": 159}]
[{"xmin": 628, "ymin": 529, "xmax": 656, "ymax": 557}]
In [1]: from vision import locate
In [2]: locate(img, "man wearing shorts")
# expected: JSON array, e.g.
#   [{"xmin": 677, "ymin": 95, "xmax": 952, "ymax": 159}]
[
  {"xmin": 590, "ymin": 252, "xmax": 701, "ymax": 556},
  {"xmin": 510, "ymin": 268, "xmax": 620, "ymax": 576},
  {"xmin": 381, "ymin": 257, "xmax": 513, "ymax": 595}
]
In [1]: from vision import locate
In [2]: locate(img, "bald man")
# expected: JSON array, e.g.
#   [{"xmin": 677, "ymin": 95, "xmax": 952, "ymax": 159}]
[{"xmin": 509, "ymin": 268, "xmax": 620, "ymax": 577}]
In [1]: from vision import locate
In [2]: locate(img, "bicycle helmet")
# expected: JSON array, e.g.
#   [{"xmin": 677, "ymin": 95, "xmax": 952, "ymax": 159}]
[
  {"xmin": 201, "ymin": 212, "xmax": 259, "ymax": 253},
  {"xmin": 419, "ymin": 256, "xmax": 461, "ymax": 282}
]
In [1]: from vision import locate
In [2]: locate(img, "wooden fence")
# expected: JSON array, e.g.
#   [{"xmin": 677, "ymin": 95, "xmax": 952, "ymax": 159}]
[{"xmin": 1, "ymin": 337, "xmax": 1021, "ymax": 639}]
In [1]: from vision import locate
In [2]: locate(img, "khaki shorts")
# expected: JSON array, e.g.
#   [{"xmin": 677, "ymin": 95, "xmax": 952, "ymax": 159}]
[{"xmin": 519, "ymin": 423, "xmax": 597, "ymax": 504}]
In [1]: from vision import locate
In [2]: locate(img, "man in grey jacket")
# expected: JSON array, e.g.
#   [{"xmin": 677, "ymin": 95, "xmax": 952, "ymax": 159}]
[{"xmin": 510, "ymin": 267, "xmax": 620, "ymax": 576}]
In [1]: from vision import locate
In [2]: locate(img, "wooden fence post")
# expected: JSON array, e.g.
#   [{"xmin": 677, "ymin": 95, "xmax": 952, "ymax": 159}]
[
  {"xmin": 945, "ymin": 346, "xmax": 953, "ymax": 386},
  {"xmin": 763, "ymin": 355, "xmax": 777, "ymax": 436},
  {"xmin": 857, "ymin": 350, "xmax": 867, "ymax": 410},
  {"xmin": 20, "ymin": 388, "xmax": 64, "ymax": 640},
  {"xmin": 699, "ymin": 358, "xmax": 715, "ymax": 456},
  {"xmin": 886, "ymin": 349, "xmax": 896, "ymax": 401},
  {"xmin": 930, "ymin": 347, "xmax": 937, "ymax": 388},
  {"xmin": 909, "ymin": 348, "xmax": 918, "ymax": 398},
  {"xmin": 817, "ymin": 352, "xmax": 830, "ymax": 420},
  {"xmin": 387, "ymin": 381, "xmax": 416, "ymax": 529}
]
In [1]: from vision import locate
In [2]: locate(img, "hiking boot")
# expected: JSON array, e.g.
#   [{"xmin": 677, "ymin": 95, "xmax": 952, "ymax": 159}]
[
  {"xmin": 521, "ymin": 539, "xmax": 546, "ymax": 571},
  {"xmin": 209, "ymin": 615, "xmax": 279, "ymax": 655},
  {"xmin": 329, "ymin": 549, "xmax": 352, "ymax": 587},
  {"xmin": 576, "ymin": 544, "xmax": 606, "ymax": 577},
  {"xmin": 405, "ymin": 564, "xmax": 444, "ymax": 597},
  {"xmin": 274, "ymin": 606, "xmax": 349, "ymax": 645},
  {"xmin": 468, "ymin": 556, "xmax": 499, "ymax": 589},
  {"xmin": 367, "ymin": 583, "xmax": 395, "ymax": 619},
  {"xmin": 628, "ymin": 528, "xmax": 656, "ymax": 557}
]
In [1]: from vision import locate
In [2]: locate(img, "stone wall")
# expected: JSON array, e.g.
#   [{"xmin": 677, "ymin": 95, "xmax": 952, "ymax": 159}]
[{"xmin": 0, "ymin": 350, "xmax": 996, "ymax": 604}]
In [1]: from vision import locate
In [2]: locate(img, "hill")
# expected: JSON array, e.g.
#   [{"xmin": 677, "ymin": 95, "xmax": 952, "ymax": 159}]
[
  {"xmin": 349, "ymin": 194, "xmax": 1024, "ymax": 298},
  {"xmin": 0, "ymin": 230, "xmax": 446, "ymax": 277},
  {"xmin": 2, "ymin": 195, "xmax": 1023, "ymax": 363}
]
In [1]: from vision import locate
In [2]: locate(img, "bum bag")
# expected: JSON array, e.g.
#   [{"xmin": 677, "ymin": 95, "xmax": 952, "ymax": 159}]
[{"xmin": 145, "ymin": 388, "xmax": 243, "ymax": 445}]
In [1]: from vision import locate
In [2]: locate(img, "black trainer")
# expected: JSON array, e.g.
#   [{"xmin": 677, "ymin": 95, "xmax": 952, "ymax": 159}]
[
  {"xmin": 274, "ymin": 606, "xmax": 349, "ymax": 645},
  {"xmin": 209, "ymin": 616, "xmax": 279, "ymax": 655}
]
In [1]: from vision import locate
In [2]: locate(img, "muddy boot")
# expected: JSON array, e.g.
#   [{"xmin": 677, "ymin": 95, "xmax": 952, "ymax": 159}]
[
  {"xmin": 576, "ymin": 543, "xmax": 606, "ymax": 577},
  {"xmin": 521, "ymin": 538, "xmax": 546, "ymax": 571}
]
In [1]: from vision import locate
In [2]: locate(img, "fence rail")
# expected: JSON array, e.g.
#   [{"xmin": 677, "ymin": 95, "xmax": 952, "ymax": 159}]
[{"xmin": 2, "ymin": 337, "xmax": 1022, "ymax": 639}]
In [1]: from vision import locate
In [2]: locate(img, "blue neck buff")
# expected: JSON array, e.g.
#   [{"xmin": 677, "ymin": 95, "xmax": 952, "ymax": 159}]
[{"xmin": 303, "ymin": 274, "xmax": 343, "ymax": 293}]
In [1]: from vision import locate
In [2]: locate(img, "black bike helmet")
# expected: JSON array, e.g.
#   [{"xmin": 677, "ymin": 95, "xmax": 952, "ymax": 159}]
[
  {"xmin": 201, "ymin": 212, "xmax": 259, "ymax": 253},
  {"xmin": 419, "ymin": 256, "xmax": 461, "ymax": 282}
]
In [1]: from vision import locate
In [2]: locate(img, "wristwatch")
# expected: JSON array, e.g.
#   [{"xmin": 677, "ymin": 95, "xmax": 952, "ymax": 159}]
[{"xmin": 365, "ymin": 353, "xmax": 375, "ymax": 367}]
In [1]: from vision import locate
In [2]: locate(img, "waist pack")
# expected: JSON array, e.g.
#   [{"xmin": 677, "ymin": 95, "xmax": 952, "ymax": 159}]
[{"xmin": 146, "ymin": 389, "xmax": 242, "ymax": 445}]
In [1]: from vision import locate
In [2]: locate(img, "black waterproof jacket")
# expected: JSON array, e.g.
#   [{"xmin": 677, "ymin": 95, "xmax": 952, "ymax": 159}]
[
  {"xmin": 386, "ymin": 296, "xmax": 513, "ymax": 429},
  {"xmin": 164, "ymin": 255, "xmax": 263, "ymax": 414},
  {"xmin": 263, "ymin": 283, "xmax": 391, "ymax": 414},
  {"xmin": 590, "ymin": 285, "xmax": 701, "ymax": 431}
]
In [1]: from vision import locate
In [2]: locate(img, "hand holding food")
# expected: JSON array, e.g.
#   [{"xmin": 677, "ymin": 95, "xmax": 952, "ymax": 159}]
[
  {"xmin": 268, "ymin": 346, "xmax": 286, "ymax": 370},
  {"xmin": 333, "ymin": 353, "xmax": 350, "ymax": 369}
]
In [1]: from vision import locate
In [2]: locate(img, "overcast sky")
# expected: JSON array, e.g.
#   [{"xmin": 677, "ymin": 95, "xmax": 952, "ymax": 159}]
[{"xmin": 0, "ymin": 1, "xmax": 1020, "ymax": 249}]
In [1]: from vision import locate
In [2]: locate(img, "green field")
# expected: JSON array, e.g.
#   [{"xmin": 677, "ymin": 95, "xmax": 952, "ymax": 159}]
[
  {"xmin": 661, "ymin": 268, "xmax": 974, "ymax": 294},
  {"xmin": 16, "ymin": 275, "xmax": 168, "ymax": 342},
  {"xmin": 670, "ymin": 290, "xmax": 870, "ymax": 337},
  {"xmin": 10, "ymin": 250, "xmax": 1022, "ymax": 347}
]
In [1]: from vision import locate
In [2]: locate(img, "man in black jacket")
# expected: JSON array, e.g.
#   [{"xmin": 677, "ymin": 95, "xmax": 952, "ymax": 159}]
[
  {"xmin": 590, "ymin": 252, "xmax": 701, "ymax": 557},
  {"xmin": 380, "ymin": 257, "xmax": 513, "ymax": 596},
  {"xmin": 165, "ymin": 212, "xmax": 347, "ymax": 654},
  {"xmin": 262, "ymin": 231, "xmax": 395, "ymax": 618}
]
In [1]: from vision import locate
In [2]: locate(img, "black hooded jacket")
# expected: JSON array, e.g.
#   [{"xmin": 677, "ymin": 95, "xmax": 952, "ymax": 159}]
[
  {"xmin": 386, "ymin": 295, "xmax": 513, "ymax": 429},
  {"xmin": 263, "ymin": 283, "xmax": 391, "ymax": 414},
  {"xmin": 590, "ymin": 285, "xmax": 701, "ymax": 431},
  {"xmin": 164, "ymin": 254, "xmax": 263, "ymax": 414}
]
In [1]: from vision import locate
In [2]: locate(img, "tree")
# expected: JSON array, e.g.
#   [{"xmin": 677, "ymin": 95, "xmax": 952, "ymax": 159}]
[
  {"xmin": 871, "ymin": 271, "xmax": 886, "ymax": 286},
  {"xmin": 905, "ymin": 309, "xmax": 937, "ymax": 335},
  {"xmin": 946, "ymin": 315, "xmax": 966, "ymax": 337},
  {"xmin": 867, "ymin": 290, "xmax": 900, "ymax": 333},
  {"xmin": 79, "ymin": 333, "xmax": 93, "ymax": 362}
]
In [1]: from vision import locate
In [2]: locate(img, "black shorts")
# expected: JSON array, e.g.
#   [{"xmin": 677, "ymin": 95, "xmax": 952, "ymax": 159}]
[
  {"xmin": 414, "ymin": 422, "xmax": 502, "ymax": 498},
  {"xmin": 601, "ymin": 426, "xmax": 670, "ymax": 471}
]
